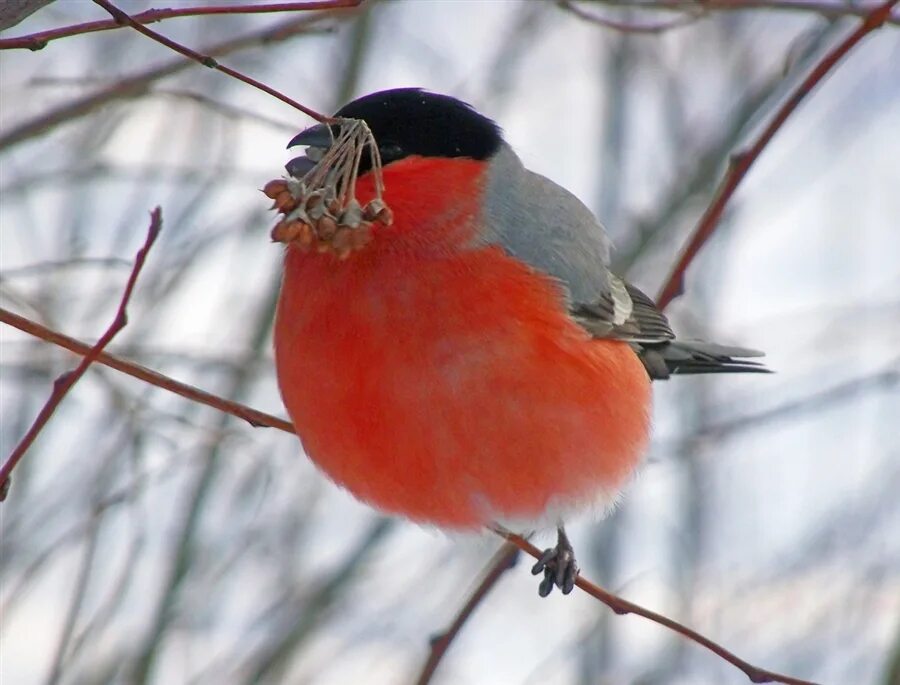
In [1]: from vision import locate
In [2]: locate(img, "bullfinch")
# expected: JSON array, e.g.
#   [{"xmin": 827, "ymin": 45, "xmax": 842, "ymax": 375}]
[{"xmin": 271, "ymin": 88, "xmax": 766, "ymax": 596}]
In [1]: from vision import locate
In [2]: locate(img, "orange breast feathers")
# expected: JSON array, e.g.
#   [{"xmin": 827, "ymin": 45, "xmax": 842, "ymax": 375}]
[{"xmin": 274, "ymin": 156, "xmax": 652, "ymax": 529}]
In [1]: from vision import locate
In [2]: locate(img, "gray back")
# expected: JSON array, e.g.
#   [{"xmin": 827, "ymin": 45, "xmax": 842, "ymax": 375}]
[{"xmin": 479, "ymin": 144, "xmax": 611, "ymax": 304}]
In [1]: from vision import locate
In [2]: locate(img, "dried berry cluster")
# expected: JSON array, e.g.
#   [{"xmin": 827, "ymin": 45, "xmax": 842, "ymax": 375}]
[
  {"xmin": 265, "ymin": 116, "xmax": 393, "ymax": 258},
  {"xmin": 264, "ymin": 179, "xmax": 394, "ymax": 259}
]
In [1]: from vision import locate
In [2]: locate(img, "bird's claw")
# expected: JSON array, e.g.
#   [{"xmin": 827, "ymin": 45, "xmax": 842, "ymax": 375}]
[{"xmin": 531, "ymin": 528, "xmax": 578, "ymax": 596}]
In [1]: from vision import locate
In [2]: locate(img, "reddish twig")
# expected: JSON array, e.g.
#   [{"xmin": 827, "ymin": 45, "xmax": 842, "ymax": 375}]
[
  {"xmin": 497, "ymin": 531, "xmax": 821, "ymax": 685},
  {"xmin": 90, "ymin": 0, "xmax": 330, "ymax": 122},
  {"xmin": 697, "ymin": 0, "xmax": 900, "ymax": 24},
  {"xmin": 585, "ymin": 0, "xmax": 900, "ymax": 26},
  {"xmin": 0, "ymin": 208, "xmax": 163, "ymax": 501},
  {"xmin": 0, "ymin": 308, "xmax": 296, "ymax": 435},
  {"xmin": 1, "ymin": 12, "xmax": 337, "ymax": 152},
  {"xmin": 655, "ymin": 0, "xmax": 898, "ymax": 310},
  {"xmin": 0, "ymin": 0, "xmax": 364, "ymax": 51},
  {"xmin": 415, "ymin": 542, "xmax": 520, "ymax": 685}
]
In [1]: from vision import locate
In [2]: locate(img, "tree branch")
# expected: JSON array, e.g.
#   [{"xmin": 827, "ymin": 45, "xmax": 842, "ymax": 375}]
[
  {"xmin": 0, "ymin": 1, "xmax": 363, "ymax": 51},
  {"xmin": 569, "ymin": 0, "xmax": 900, "ymax": 27},
  {"xmin": 0, "ymin": 307, "xmax": 295, "ymax": 435},
  {"xmin": 0, "ymin": 208, "xmax": 162, "ymax": 501},
  {"xmin": 0, "ymin": 9, "xmax": 344, "ymax": 152},
  {"xmin": 91, "ymin": 0, "xmax": 328, "ymax": 121},
  {"xmin": 415, "ymin": 542, "xmax": 521, "ymax": 685},
  {"xmin": 497, "ymin": 530, "xmax": 822, "ymax": 685},
  {"xmin": 655, "ymin": 0, "xmax": 898, "ymax": 309}
]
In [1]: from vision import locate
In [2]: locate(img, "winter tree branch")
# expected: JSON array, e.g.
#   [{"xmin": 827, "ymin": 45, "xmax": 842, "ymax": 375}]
[
  {"xmin": 655, "ymin": 0, "xmax": 898, "ymax": 309},
  {"xmin": 0, "ymin": 208, "xmax": 162, "ymax": 500},
  {"xmin": 0, "ymin": 1, "xmax": 363, "ymax": 50}
]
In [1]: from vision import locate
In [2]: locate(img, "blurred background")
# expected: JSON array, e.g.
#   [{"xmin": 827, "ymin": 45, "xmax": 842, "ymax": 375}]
[{"xmin": 1, "ymin": 2, "xmax": 898, "ymax": 684}]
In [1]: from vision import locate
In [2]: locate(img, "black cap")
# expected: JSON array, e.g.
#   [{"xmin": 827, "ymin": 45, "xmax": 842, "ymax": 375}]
[
  {"xmin": 335, "ymin": 88, "xmax": 502, "ymax": 165},
  {"xmin": 288, "ymin": 88, "xmax": 503, "ymax": 177}
]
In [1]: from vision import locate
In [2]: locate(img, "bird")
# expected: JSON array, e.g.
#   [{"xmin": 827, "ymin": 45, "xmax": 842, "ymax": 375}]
[{"xmin": 271, "ymin": 88, "xmax": 766, "ymax": 596}]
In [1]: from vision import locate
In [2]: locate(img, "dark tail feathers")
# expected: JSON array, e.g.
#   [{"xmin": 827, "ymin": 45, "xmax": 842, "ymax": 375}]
[{"xmin": 635, "ymin": 340, "xmax": 770, "ymax": 381}]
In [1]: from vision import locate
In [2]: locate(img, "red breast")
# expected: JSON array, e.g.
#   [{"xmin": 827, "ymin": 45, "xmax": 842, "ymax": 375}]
[{"xmin": 274, "ymin": 155, "xmax": 651, "ymax": 528}]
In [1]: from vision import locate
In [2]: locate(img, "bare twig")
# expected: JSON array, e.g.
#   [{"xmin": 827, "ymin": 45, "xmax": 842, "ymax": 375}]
[
  {"xmin": 694, "ymin": 0, "xmax": 900, "ymax": 24},
  {"xmin": 91, "ymin": 0, "xmax": 328, "ymax": 121},
  {"xmin": 415, "ymin": 542, "xmax": 520, "ymax": 685},
  {"xmin": 0, "ymin": 308, "xmax": 295, "ymax": 434},
  {"xmin": 0, "ymin": 208, "xmax": 162, "ymax": 501},
  {"xmin": 0, "ymin": 0, "xmax": 363, "ymax": 50},
  {"xmin": 0, "ymin": 10, "xmax": 341, "ymax": 152},
  {"xmin": 655, "ymin": 0, "xmax": 898, "ymax": 309},
  {"xmin": 496, "ymin": 531, "xmax": 822, "ymax": 685},
  {"xmin": 573, "ymin": 0, "xmax": 900, "ymax": 26}
]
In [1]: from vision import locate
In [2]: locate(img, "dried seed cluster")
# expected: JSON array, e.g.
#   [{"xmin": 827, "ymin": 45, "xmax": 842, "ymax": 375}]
[
  {"xmin": 265, "ymin": 118, "xmax": 393, "ymax": 260},
  {"xmin": 264, "ymin": 180, "xmax": 392, "ymax": 259}
]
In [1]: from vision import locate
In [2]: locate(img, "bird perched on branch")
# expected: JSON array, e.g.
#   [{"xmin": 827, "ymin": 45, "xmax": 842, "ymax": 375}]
[{"xmin": 269, "ymin": 88, "xmax": 766, "ymax": 596}]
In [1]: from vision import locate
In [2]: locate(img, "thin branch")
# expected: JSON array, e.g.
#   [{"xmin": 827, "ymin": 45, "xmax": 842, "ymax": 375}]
[
  {"xmin": 576, "ymin": 0, "xmax": 900, "ymax": 26},
  {"xmin": 91, "ymin": 0, "xmax": 328, "ymax": 122},
  {"xmin": 0, "ymin": 10, "xmax": 341, "ymax": 152},
  {"xmin": 655, "ymin": 0, "xmax": 898, "ymax": 309},
  {"xmin": 694, "ymin": 0, "xmax": 899, "ymax": 24},
  {"xmin": 0, "ymin": 308, "xmax": 295, "ymax": 434},
  {"xmin": 0, "ymin": 0, "xmax": 363, "ymax": 51},
  {"xmin": 415, "ymin": 542, "xmax": 521, "ymax": 685},
  {"xmin": 0, "ymin": 208, "xmax": 162, "ymax": 501},
  {"xmin": 496, "ymin": 530, "xmax": 822, "ymax": 685}
]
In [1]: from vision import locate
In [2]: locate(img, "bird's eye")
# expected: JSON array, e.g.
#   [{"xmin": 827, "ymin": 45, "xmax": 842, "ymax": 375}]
[{"xmin": 379, "ymin": 142, "xmax": 404, "ymax": 163}]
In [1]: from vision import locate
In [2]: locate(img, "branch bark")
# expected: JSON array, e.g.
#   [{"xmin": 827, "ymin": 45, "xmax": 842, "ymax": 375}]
[
  {"xmin": 655, "ymin": 0, "xmax": 898, "ymax": 309},
  {"xmin": 0, "ymin": 8, "xmax": 345, "ymax": 151},
  {"xmin": 0, "ymin": 307, "xmax": 295, "ymax": 435},
  {"xmin": 497, "ymin": 530, "xmax": 822, "ymax": 685},
  {"xmin": 91, "ymin": 0, "xmax": 329, "ymax": 121},
  {"xmin": 0, "ymin": 1, "xmax": 362, "ymax": 50},
  {"xmin": 0, "ymin": 208, "xmax": 162, "ymax": 500}
]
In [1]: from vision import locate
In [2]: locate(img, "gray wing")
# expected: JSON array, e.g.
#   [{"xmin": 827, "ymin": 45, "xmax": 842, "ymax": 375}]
[
  {"xmin": 480, "ymin": 145, "xmax": 612, "ymax": 304},
  {"xmin": 477, "ymin": 145, "xmax": 767, "ymax": 379},
  {"xmin": 572, "ymin": 278, "xmax": 769, "ymax": 380}
]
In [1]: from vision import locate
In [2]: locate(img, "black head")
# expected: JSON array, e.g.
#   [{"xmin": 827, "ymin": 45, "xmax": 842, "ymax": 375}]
[{"xmin": 286, "ymin": 88, "xmax": 503, "ymax": 177}]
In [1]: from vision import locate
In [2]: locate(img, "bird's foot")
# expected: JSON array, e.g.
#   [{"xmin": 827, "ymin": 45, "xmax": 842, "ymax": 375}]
[{"xmin": 531, "ymin": 526, "xmax": 578, "ymax": 596}]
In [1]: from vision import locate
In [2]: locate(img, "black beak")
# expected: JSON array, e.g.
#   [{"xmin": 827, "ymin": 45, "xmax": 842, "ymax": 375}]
[
  {"xmin": 285, "ymin": 123, "xmax": 333, "ymax": 178},
  {"xmin": 287, "ymin": 123, "xmax": 333, "ymax": 150}
]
